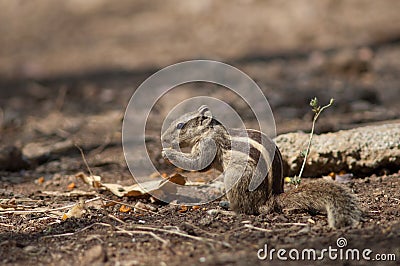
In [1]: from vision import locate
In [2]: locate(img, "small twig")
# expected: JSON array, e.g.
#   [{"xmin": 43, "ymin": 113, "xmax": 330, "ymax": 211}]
[
  {"xmin": 0, "ymin": 223, "xmax": 12, "ymax": 227},
  {"xmin": 244, "ymin": 224, "xmax": 301, "ymax": 233},
  {"xmin": 41, "ymin": 221, "xmax": 170, "ymax": 247},
  {"xmin": 0, "ymin": 198, "xmax": 42, "ymax": 202},
  {"xmin": 115, "ymin": 229, "xmax": 170, "ymax": 246},
  {"xmin": 133, "ymin": 225, "xmax": 231, "ymax": 247},
  {"xmin": 0, "ymin": 197, "xmax": 101, "ymax": 215},
  {"xmin": 75, "ymin": 144, "xmax": 94, "ymax": 177},
  {"xmin": 108, "ymin": 214, "xmax": 126, "ymax": 225},
  {"xmin": 76, "ymin": 222, "xmax": 113, "ymax": 233},
  {"xmin": 41, "ymin": 232, "xmax": 75, "ymax": 238},
  {"xmin": 273, "ymin": 222, "xmax": 309, "ymax": 227},
  {"xmin": 244, "ymin": 224, "xmax": 273, "ymax": 232},
  {"xmin": 84, "ymin": 197, "xmax": 102, "ymax": 204},
  {"xmin": 41, "ymin": 222, "xmax": 113, "ymax": 239}
]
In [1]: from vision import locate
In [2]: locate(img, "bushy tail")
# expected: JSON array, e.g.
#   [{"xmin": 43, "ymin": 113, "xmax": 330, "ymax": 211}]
[{"xmin": 276, "ymin": 179, "xmax": 362, "ymax": 228}]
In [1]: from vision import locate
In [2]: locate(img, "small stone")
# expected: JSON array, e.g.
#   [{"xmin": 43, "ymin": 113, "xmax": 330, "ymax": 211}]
[
  {"xmin": 23, "ymin": 245, "xmax": 37, "ymax": 253},
  {"xmin": 207, "ymin": 209, "xmax": 220, "ymax": 216},
  {"xmin": 219, "ymin": 201, "xmax": 230, "ymax": 210}
]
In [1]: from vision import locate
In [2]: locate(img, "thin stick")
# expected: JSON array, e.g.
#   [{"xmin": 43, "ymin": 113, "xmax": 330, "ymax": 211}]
[
  {"xmin": 41, "ymin": 222, "xmax": 113, "ymax": 239},
  {"xmin": 115, "ymin": 230, "xmax": 169, "ymax": 246},
  {"xmin": 76, "ymin": 222, "xmax": 113, "ymax": 233},
  {"xmin": 0, "ymin": 197, "xmax": 101, "ymax": 215},
  {"xmin": 0, "ymin": 223, "xmax": 12, "ymax": 227},
  {"xmin": 75, "ymin": 144, "xmax": 94, "ymax": 177},
  {"xmin": 108, "ymin": 214, "xmax": 126, "ymax": 225},
  {"xmin": 244, "ymin": 224, "xmax": 305, "ymax": 232},
  {"xmin": 0, "ymin": 198, "xmax": 42, "ymax": 202},
  {"xmin": 41, "ymin": 232, "xmax": 75, "ymax": 238},
  {"xmin": 133, "ymin": 225, "xmax": 231, "ymax": 247},
  {"xmin": 274, "ymin": 222, "xmax": 309, "ymax": 226},
  {"xmin": 41, "ymin": 222, "xmax": 169, "ymax": 247},
  {"xmin": 244, "ymin": 224, "xmax": 273, "ymax": 232}
]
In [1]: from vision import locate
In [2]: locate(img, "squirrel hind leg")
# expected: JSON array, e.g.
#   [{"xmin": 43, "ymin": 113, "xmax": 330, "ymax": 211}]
[
  {"xmin": 227, "ymin": 190, "xmax": 265, "ymax": 215},
  {"xmin": 259, "ymin": 196, "xmax": 281, "ymax": 214}
]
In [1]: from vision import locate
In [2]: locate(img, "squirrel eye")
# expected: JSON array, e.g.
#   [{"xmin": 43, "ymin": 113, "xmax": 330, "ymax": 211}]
[{"xmin": 176, "ymin": 122, "xmax": 184, "ymax": 129}]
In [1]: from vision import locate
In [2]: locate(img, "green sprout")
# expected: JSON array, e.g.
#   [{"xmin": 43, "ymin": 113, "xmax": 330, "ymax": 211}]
[{"xmin": 291, "ymin": 97, "xmax": 334, "ymax": 186}]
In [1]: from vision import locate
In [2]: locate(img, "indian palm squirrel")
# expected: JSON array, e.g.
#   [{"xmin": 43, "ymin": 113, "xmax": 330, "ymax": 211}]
[{"xmin": 161, "ymin": 105, "xmax": 362, "ymax": 228}]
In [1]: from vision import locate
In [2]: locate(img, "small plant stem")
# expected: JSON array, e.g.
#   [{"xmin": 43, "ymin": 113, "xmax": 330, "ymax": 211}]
[{"xmin": 293, "ymin": 98, "xmax": 334, "ymax": 186}]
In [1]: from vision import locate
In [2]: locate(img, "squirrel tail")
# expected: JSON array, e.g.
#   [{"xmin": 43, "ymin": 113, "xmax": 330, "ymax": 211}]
[{"xmin": 275, "ymin": 179, "xmax": 363, "ymax": 228}]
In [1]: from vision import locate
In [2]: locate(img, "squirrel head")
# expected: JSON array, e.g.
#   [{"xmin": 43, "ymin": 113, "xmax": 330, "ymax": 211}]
[{"xmin": 161, "ymin": 105, "xmax": 218, "ymax": 149}]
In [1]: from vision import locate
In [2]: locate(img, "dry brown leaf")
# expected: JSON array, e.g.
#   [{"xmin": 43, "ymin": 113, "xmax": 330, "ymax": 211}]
[
  {"xmin": 76, "ymin": 172, "xmax": 102, "ymax": 188},
  {"xmin": 119, "ymin": 205, "xmax": 131, "ymax": 213},
  {"xmin": 36, "ymin": 176, "xmax": 45, "ymax": 185},
  {"xmin": 179, "ymin": 205, "xmax": 188, "ymax": 213},
  {"xmin": 62, "ymin": 201, "xmax": 85, "ymax": 220},
  {"xmin": 76, "ymin": 172, "xmax": 186, "ymax": 198},
  {"xmin": 167, "ymin": 173, "xmax": 186, "ymax": 186},
  {"xmin": 67, "ymin": 182, "xmax": 76, "ymax": 191}
]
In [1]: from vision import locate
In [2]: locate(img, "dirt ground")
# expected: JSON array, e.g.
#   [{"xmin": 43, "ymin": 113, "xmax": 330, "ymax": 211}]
[{"xmin": 1, "ymin": 1, "xmax": 400, "ymax": 265}]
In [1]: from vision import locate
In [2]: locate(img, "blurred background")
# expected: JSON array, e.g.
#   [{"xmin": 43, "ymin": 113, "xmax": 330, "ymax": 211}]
[
  {"xmin": 1, "ymin": 2, "xmax": 400, "ymax": 264},
  {"xmin": 1, "ymin": 0, "xmax": 400, "ymax": 143}
]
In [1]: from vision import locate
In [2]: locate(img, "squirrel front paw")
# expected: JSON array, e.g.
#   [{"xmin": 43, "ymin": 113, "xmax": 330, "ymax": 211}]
[
  {"xmin": 161, "ymin": 149, "xmax": 167, "ymax": 159},
  {"xmin": 161, "ymin": 148, "xmax": 174, "ymax": 159}
]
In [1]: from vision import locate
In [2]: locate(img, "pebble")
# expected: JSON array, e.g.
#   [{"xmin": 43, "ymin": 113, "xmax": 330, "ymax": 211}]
[
  {"xmin": 207, "ymin": 209, "xmax": 220, "ymax": 216},
  {"xmin": 219, "ymin": 201, "xmax": 230, "ymax": 210}
]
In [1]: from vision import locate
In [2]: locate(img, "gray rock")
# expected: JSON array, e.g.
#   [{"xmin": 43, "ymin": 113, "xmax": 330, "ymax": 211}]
[{"xmin": 275, "ymin": 123, "xmax": 400, "ymax": 176}]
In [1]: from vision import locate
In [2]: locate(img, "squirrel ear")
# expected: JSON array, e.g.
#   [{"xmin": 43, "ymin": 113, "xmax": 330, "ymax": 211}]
[{"xmin": 198, "ymin": 105, "xmax": 212, "ymax": 117}]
